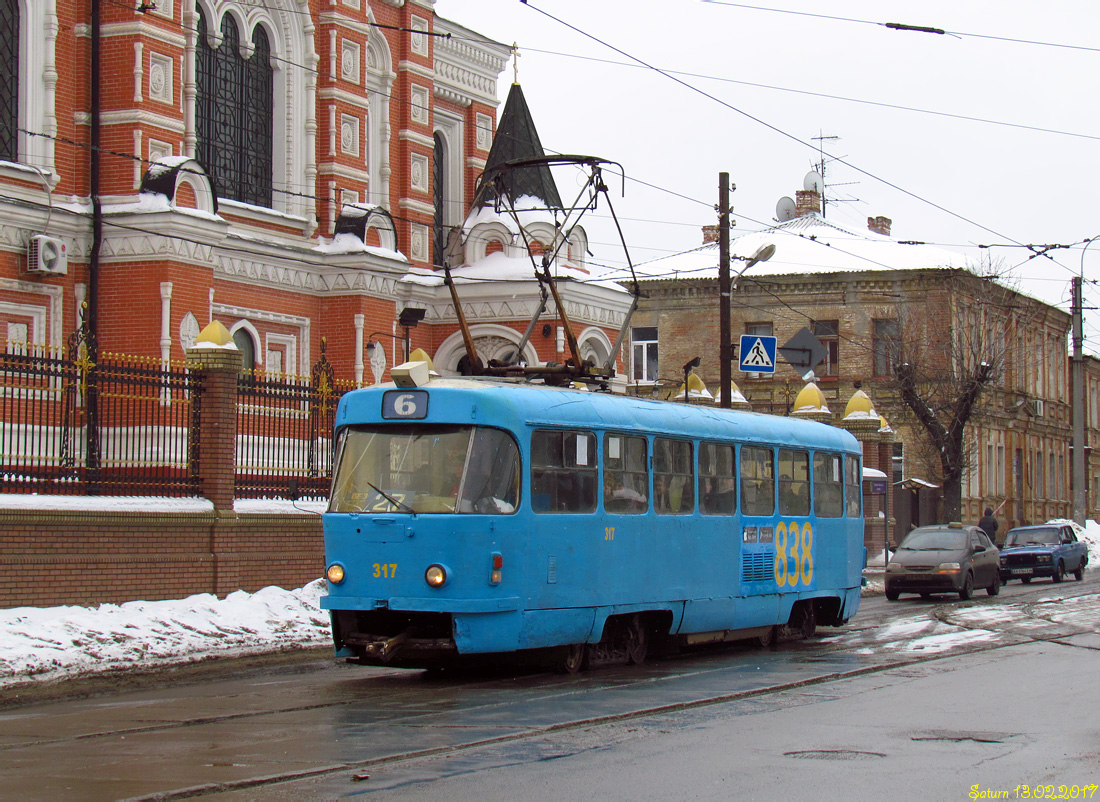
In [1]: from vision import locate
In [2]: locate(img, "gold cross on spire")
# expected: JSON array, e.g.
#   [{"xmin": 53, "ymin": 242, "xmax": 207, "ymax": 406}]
[{"xmin": 511, "ymin": 42, "xmax": 521, "ymax": 83}]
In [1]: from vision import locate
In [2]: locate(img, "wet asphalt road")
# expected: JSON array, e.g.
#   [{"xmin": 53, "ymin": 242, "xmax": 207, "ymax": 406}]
[{"xmin": 2, "ymin": 574, "xmax": 1097, "ymax": 801}]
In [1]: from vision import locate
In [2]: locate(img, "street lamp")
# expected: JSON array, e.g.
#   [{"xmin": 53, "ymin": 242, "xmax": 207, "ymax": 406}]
[
  {"xmin": 683, "ymin": 356, "xmax": 701, "ymax": 404},
  {"xmin": 718, "ymin": 213, "xmax": 776, "ymax": 410},
  {"xmin": 367, "ymin": 307, "xmax": 427, "ymax": 366}
]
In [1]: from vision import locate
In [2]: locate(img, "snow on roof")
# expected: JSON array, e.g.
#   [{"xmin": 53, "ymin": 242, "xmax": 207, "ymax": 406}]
[
  {"xmin": 312, "ymin": 232, "xmax": 408, "ymax": 262},
  {"xmin": 399, "ymin": 250, "xmax": 625, "ymax": 290},
  {"xmin": 463, "ymin": 194, "xmax": 561, "ymax": 237},
  {"xmin": 611, "ymin": 212, "xmax": 969, "ymax": 284}
]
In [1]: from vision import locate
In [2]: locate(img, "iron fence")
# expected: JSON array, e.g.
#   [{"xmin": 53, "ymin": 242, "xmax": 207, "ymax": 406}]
[
  {"xmin": 0, "ymin": 334, "xmax": 199, "ymax": 496},
  {"xmin": 0, "ymin": 328, "xmax": 354, "ymax": 500},
  {"xmin": 235, "ymin": 342, "xmax": 352, "ymax": 501}
]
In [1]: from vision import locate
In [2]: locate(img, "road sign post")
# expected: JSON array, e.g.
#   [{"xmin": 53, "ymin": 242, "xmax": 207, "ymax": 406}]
[{"xmin": 738, "ymin": 334, "xmax": 777, "ymax": 374}]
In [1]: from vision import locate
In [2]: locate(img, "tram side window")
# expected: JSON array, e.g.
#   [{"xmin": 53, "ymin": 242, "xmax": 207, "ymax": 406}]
[
  {"xmin": 531, "ymin": 429, "xmax": 597, "ymax": 513},
  {"xmin": 740, "ymin": 445, "xmax": 775, "ymax": 516},
  {"xmin": 779, "ymin": 449, "xmax": 810, "ymax": 516},
  {"xmin": 700, "ymin": 442, "xmax": 736, "ymax": 515},
  {"xmin": 653, "ymin": 438, "xmax": 694, "ymax": 514},
  {"xmin": 604, "ymin": 433, "xmax": 648, "ymax": 514},
  {"xmin": 458, "ymin": 428, "xmax": 521, "ymax": 514},
  {"xmin": 845, "ymin": 455, "xmax": 863, "ymax": 517},
  {"xmin": 813, "ymin": 452, "xmax": 844, "ymax": 517}
]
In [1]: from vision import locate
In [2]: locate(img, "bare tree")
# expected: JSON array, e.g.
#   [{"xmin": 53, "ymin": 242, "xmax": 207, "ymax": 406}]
[{"xmin": 888, "ymin": 264, "xmax": 1019, "ymax": 522}]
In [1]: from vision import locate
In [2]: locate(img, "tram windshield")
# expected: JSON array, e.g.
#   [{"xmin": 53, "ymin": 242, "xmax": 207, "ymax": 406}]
[{"xmin": 328, "ymin": 424, "xmax": 520, "ymax": 515}]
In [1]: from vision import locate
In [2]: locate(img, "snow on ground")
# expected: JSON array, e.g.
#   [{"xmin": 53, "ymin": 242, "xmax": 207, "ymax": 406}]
[
  {"xmin": 0, "ymin": 580, "xmax": 331, "ymax": 689},
  {"xmin": 1, "ymin": 519, "xmax": 1097, "ymax": 691}
]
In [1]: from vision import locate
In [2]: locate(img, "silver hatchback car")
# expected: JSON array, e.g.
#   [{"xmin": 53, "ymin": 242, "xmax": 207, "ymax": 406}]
[{"xmin": 885, "ymin": 523, "xmax": 1001, "ymax": 601}]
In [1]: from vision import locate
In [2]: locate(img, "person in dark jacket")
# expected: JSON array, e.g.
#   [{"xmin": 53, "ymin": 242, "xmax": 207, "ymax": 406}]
[{"xmin": 978, "ymin": 507, "xmax": 999, "ymax": 546}]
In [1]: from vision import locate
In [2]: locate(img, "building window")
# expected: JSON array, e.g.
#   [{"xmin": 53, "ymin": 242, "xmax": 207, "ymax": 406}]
[
  {"xmin": 813, "ymin": 320, "xmax": 839, "ymax": 378},
  {"xmin": 232, "ymin": 327, "xmax": 257, "ymax": 374},
  {"xmin": 196, "ymin": 8, "xmax": 273, "ymax": 207},
  {"xmin": 632, "ymin": 327, "xmax": 658, "ymax": 383},
  {"xmin": 0, "ymin": 0, "xmax": 17, "ymax": 162},
  {"xmin": 873, "ymin": 318, "xmax": 899, "ymax": 376},
  {"xmin": 433, "ymin": 131, "xmax": 445, "ymax": 266}
]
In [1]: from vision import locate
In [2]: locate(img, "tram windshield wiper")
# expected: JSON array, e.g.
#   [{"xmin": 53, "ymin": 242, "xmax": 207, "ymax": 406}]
[{"xmin": 365, "ymin": 481, "xmax": 416, "ymax": 515}]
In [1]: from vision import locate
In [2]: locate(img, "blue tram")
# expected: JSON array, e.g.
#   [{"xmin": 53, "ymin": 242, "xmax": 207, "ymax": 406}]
[{"xmin": 321, "ymin": 374, "xmax": 865, "ymax": 670}]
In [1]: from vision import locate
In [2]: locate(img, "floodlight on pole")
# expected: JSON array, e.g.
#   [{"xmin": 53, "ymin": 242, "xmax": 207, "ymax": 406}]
[{"xmin": 683, "ymin": 356, "xmax": 701, "ymax": 404}]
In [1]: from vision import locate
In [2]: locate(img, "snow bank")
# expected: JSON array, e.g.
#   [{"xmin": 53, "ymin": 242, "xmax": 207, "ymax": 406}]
[{"xmin": 0, "ymin": 580, "xmax": 330, "ymax": 689}]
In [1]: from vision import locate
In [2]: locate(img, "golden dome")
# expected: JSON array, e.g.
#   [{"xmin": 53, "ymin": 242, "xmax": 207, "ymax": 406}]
[
  {"xmin": 674, "ymin": 372, "xmax": 713, "ymax": 400},
  {"xmin": 407, "ymin": 348, "xmax": 437, "ymax": 372},
  {"xmin": 793, "ymin": 381, "xmax": 829, "ymax": 413},
  {"xmin": 843, "ymin": 388, "xmax": 877, "ymax": 420}
]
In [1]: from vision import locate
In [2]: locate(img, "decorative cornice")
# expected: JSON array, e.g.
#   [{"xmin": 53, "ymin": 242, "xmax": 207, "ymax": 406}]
[
  {"xmin": 433, "ymin": 18, "xmax": 509, "ymax": 108},
  {"xmin": 96, "ymin": 109, "xmax": 186, "ymax": 135},
  {"xmin": 397, "ymin": 129, "xmax": 435, "ymax": 148},
  {"xmin": 100, "ymin": 21, "xmax": 187, "ymax": 49},
  {"xmin": 398, "ymin": 198, "xmax": 435, "ymax": 216},
  {"xmin": 398, "ymin": 60, "xmax": 435, "ymax": 81},
  {"xmin": 317, "ymin": 87, "xmax": 371, "ymax": 110}
]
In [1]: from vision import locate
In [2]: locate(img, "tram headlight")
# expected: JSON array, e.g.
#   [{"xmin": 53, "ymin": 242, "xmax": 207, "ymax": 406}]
[
  {"xmin": 326, "ymin": 563, "xmax": 346, "ymax": 585},
  {"xmin": 425, "ymin": 564, "xmax": 448, "ymax": 588}
]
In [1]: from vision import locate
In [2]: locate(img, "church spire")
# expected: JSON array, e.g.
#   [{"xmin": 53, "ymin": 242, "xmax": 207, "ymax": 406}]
[{"xmin": 474, "ymin": 82, "xmax": 563, "ymax": 211}]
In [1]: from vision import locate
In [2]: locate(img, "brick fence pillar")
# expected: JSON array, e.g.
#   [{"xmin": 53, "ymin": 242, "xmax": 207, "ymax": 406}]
[
  {"xmin": 186, "ymin": 321, "xmax": 241, "ymax": 513},
  {"xmin": 838, "ymin": 388, "xmax": 895, "ymax": 556}
]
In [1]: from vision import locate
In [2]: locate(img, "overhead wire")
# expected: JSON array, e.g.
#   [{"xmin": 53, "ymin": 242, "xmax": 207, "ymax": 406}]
[
  {"xmin": 519, "ymin": 0, "xmax": 1080, "ymax": 279},
  {"xmin": 699, "ymin": 2, "xmax": 1100, "ymax": 54}
]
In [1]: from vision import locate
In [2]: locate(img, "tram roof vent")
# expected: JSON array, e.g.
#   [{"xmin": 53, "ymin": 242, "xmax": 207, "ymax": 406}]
[{"xmin": 392, "ymin": 360, "xmax": 431, "ymax": 388}]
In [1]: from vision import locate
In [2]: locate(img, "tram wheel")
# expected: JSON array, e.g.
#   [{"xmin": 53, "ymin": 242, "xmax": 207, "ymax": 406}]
[
  {"xmin": 557, "ymin": 643, "xmax": 588, "ymax": 674},
  {"xmin": 624, "ymin": 614, "xmax": 648, "ymax": 665},
  {"xmin": 798, "ymin": 602, "xmax": 817, "ymax": 639},
  {"xmin": 754, "ymin": 625, "xmax": 777, "ymax": 647}
]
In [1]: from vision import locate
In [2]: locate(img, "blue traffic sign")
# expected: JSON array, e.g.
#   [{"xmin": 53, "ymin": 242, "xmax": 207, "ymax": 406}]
[{"xmin": 739, "ymin": 334, "xmax": 777, "ymax": 373}]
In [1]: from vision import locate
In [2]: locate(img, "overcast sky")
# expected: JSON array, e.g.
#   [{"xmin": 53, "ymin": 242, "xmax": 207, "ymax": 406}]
[{"xmin": 435, "ymin": 0, "xmax": 1100, "ymax": 346}]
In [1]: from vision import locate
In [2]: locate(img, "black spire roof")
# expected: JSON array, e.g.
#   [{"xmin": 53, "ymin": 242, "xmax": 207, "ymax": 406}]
[{"xmin": 475, "ymin": 83, "xmax": 563, "ymax": 210}]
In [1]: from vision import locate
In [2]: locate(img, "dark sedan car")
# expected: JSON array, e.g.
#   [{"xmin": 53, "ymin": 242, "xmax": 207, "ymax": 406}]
[
  {"xmin": 885, "ymin": 523, "xmax": 1000, "ymax": 601},
  {"xmin": 999, "ymin": 523, "xmax": 1089, "ymax": 584}
]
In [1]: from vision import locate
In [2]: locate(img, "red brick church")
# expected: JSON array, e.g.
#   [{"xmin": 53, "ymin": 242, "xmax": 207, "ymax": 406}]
[{"xmin": 0, "ymin": 0, "xmax": 630, "ymax": 384}]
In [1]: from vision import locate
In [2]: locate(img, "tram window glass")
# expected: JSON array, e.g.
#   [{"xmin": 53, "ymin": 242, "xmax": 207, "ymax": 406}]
[
  {"xmin": 844, "ymin": 455, "xmax": 863, "ymax": 517},
  {"xmin": 604, "ymin": 433, "xmax": 648, "ymax": 514},
  {"xmin": 327, "ymin": 424, "xmax": 519, "ymax": 514},
  {"xmin": 653, "ymin": 438, "xmax": 694, "ymax": 514},
  {"xmin": 778, "ymin": 449, "xmax": 810, "ymax": 516},
  {"xmin": 531, "ymin": 429, "xmax": 597, "ymax": 513},
  {"xmin": 740, "ymin": 445, "xmax": 775, "ymax": 516},
  {"xmin": 700, "ymin": 442, "xmax": 736, "ymax": 515},
  {"xmin": 813, "ymin": 452, "xmax": 844, "ymax": 517}
]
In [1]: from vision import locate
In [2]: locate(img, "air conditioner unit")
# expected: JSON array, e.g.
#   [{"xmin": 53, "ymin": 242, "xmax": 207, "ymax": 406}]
[{"xmin": 27, "ymin": 234, "xmax": 68, "ymax": 276}]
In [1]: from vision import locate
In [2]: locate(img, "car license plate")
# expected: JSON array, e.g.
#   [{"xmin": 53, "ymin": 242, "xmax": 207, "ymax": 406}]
[{"xmin": 1011, "ymin": 568, "xmax": 1033, "ymax": 575}]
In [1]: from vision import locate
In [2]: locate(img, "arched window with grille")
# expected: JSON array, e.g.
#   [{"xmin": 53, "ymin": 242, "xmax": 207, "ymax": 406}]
[
  {"xmin": 196, "ymin": 7, "xmax": 273, "ymax": 207},
  {"xmin": 0, "ymin": 0, "xmax": 18, "ymax": 162},
  {"xmin": 433, "ymin": 132, "xmax": 445, "ymax": 266}
]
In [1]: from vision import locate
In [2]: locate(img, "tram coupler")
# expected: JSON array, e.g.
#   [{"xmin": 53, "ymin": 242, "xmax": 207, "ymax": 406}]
[{"xmin": 363, "ymin": 631, "xmax": 408, "ymax": 660}]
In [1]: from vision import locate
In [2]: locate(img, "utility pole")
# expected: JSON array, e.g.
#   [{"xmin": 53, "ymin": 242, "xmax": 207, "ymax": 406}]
[
  {"xmin": 718, "ymin": 172, "xmax": 732, "ymax": 408},
  {"xmin": 1071, "ymin": 275, "xmax": 1085, "ymax": 525}
]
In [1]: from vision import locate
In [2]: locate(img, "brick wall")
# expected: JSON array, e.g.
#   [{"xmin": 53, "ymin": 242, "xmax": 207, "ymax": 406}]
[{"xmin": 0, "ymin": 509, "xmax": 323, "ymax": 608}]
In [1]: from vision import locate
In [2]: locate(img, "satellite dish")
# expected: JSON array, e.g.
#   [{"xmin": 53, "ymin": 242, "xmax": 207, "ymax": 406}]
[
  {"xmin": 804, "ymin": 171, "xmax": 823, "ymax": 193},
  {"xmin": 776, "ymin": 196, "xmax": 796, "ymax": 222}
]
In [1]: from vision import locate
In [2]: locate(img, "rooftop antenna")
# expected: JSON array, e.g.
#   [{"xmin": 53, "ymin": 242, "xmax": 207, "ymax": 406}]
[{"xmin": 810, "ymin": 133, "xmax": 837, "ymax": 218}]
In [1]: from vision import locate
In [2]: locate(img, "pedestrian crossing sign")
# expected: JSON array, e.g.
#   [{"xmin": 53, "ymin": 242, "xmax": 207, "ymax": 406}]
[{"xmin": 738, "ymin": 334, "xmax": 777, "ymax": 373}]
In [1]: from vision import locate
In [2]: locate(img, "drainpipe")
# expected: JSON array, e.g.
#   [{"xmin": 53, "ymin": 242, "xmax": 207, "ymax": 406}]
[{"xmin": 86, "ymin": 0, "xmax": 102, "ymax": 483}]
